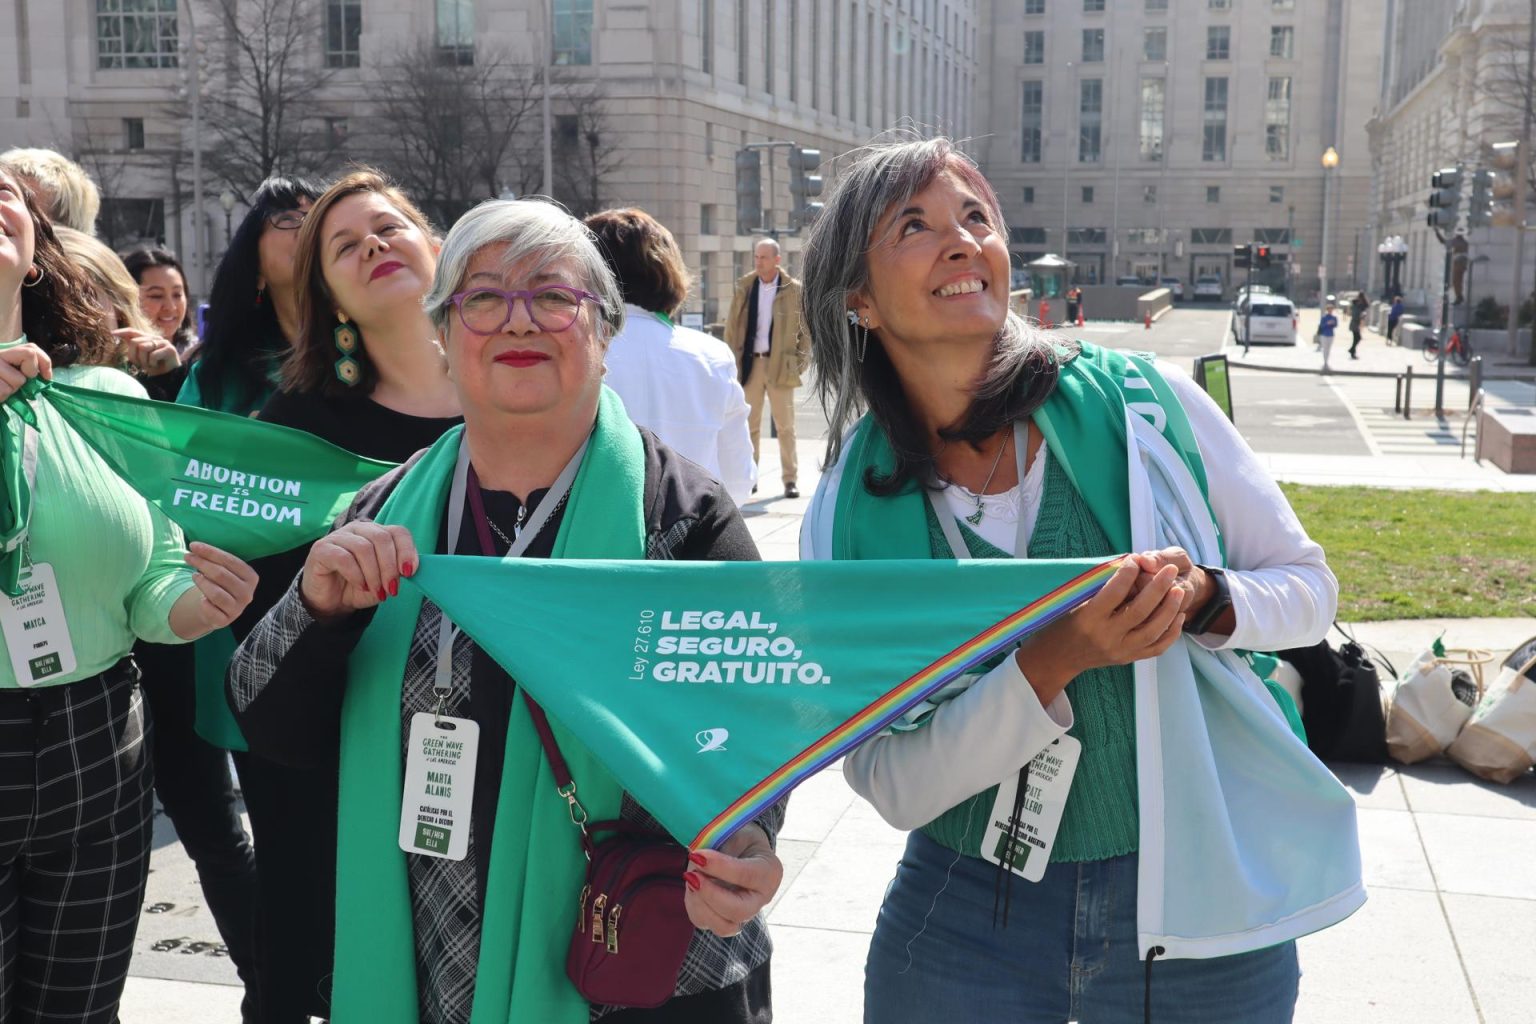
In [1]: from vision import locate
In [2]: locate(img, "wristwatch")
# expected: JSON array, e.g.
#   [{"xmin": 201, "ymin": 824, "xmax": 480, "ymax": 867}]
[{"xmin": 1185, "ymin": 565, "xmax": 1231, "ymax": 635}]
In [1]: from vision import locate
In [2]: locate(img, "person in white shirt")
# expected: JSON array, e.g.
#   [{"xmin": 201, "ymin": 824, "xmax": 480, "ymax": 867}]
[{"xmin": 586, "ymin": 208, "xmax": 756, "ymax": 504}]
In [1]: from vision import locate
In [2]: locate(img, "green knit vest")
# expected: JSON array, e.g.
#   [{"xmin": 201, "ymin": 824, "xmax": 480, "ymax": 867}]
[{"xmin": 918, "ymin": 451, "xmax": 1139, "ymax": 863}]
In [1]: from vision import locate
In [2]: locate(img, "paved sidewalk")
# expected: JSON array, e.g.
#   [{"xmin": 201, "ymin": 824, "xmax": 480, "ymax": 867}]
[{"xmin": 119, "ymin": 433, "xmax": 1535, "ymax": 1022}]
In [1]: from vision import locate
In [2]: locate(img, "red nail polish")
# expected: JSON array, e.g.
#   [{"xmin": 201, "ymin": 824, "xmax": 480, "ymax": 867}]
[
  {"xmin": 388, "ymin": 578, "xmax": 399, "ymax": 597},
  {"xmin": 683, "ymin": 871, "xmax": 702, "ymax": 891},
  {"xmin": 376, "ymin": 587, "xmax": 387, "ymax": 601},
  {"xmin": 689, "ymin": 853, "xmax": 709, "ymax": 868},
  {"xmin": 402, "ymin": 562, "xmax": 415, "ymax": 577}
]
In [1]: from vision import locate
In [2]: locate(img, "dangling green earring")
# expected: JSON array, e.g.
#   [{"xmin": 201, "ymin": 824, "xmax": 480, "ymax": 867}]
[{"xmin": 333, "ymin": 311, "xmax": 361, "ymax": 387}]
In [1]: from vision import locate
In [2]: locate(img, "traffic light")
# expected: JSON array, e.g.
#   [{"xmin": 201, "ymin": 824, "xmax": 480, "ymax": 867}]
[
  {"xmin": 1233, "ymin": 243, "xmax": 1253, "ymax": 269},
  {"xmin": 1427, "ymin": 167, "xmax": 1461, "ymax": 229},
  {"xmin": 735, "ymin": 149, "xmax": 762, "ymax": 235},
  {"xmin": 1467, "ymin": 170, "xmax": 1495, "ymax": 228},
  {"xmin": 788, "ymin": 147, "xmax": 824, "ymax": 230},
  {"xmin": 1485, "ymin": 140, "xmax": 1525, "ymax": 227},
  {"xmin": 1255, "ymin": 244, "xmax": 1272, "ymax": 269}
]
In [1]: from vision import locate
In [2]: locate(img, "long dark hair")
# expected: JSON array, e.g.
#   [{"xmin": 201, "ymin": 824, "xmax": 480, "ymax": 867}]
[
  {"xmin": 801, "ymin": 135, "xmax": 1064, "ymax": 495},
  {"xmin": 4, "ymin": 170, "xmax": 113, "ymax": 367},
  {"xmin": 122, "ymin": 247, "xmax": 196, "ymax": 351},
  {"xmin": 196, "ymin": 176, "xmax": 325, "ymax": 410}
]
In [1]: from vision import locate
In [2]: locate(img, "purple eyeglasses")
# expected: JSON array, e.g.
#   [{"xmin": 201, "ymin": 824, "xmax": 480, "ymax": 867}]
[{"xmin": 447, "ymin": 283, "xmax": 601, "ymax": 335}]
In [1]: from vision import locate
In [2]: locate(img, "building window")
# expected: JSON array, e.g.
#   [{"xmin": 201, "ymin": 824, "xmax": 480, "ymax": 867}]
[
  {"xmin": 1206, "ymin": 185, "xmax": 1220, "ymax": 203},
  {"xmin": 1265, "ymin": 76, "xmax": 1291, "ymax": 160},
  {"xmin": 1068, "ymin": 228, "xmax": 1106, "ymax": 245},
  {"xmin": 1143, "ymin": 185, "xmax": 1157, "ymax": 204},
  {"xmin": 95, "ymin": 0, "xmax": 179, "ymax": 70},
  {"xmin": 702, "ymin": 0, "xmax": 713, "ymax": 73},
  {"xmin": 1270, "ymin": 185, "xmax": 1285, "ymax": 203},
  {"xmin": 1272, "ymin": 0, "xmax": 1294, "ymax": 8},
  {"xmin": 1254, "ymin": 227, "xmax": 1290, "ymax": 244},
  {"xmin": 1079, "ymin": 79, "xmax": 1102, "ymax": 163},
  {"xmin": 1022, "ymin": 186, "xmax": 1036, "ymax": 204},
  {"xmin": 1209, "ymin": 0, "xmax": 1231, "ymax": 8},
  {"xmin": 1191, "ymin": 227, "xmax": 1231, "ymax": 244},
  {"xmin": 1021, "ymin": 80, "xmax": 1043, "ymax": 163},
  {"xmin": 1023, "ymin": 0, "xmax": 1044, "ymax": 14},
  {"xmin": 326, "ymin": 117, "xmax": 349, "ymax": 147},
  {"xmin": 1081, "ymin": 28, "xmax": 1104, "ymax": 63},
  {"xmin": 830, "ymin": 0, "xmax": 839, "ymax": 113},
  {"xmin": 701, "ymin": 204, "xmax": 715, "ymax": 234},
  {"xmin": 1011, "ymin": 226, "xmax": 1047, "ymax": 244},
  {"xmin": 1270, "ymin": 26, "xmax": 1294, "ymax": 59},
  {"xmin": 1145, "ymin": 0, "xmax": 1167, "ymax": 11},
  {"xmin": 1144, "ymin": 28, "xmax": 1166, "ymax": 61},
  {"xmin": 1206, "ymin": 26, "xmax": 1230, "ymax": 60},
  {"xmin": 324, "ymin": 0, "xmax": 362, "ymax": 68},
  {"xmin": 1139, "ymin": 77, "xmax": 1164, "ymax": 161},
  {"xmin": 554, "ymin": 0, "xmax": 593, "ymax": 65},
  {"xmin": 738, "ymin": 0, "xmax": 749, "ymax": 85},
  {"xmin": 1082, "ymin": 186, "xmax": 1094, "ymax": 203},
  {"xmin": 1023, "ymin": 30, "xmax": 1044, "ymax": 64},
  {"xmin": 1202, "ymin": 76, "xmax": 1228, "ymax": 162},
  {"xmin": 435, "ymin": 0, "xmax": 473, "ymax": 64},
  {"xmin": 123, "ymin": 117, "xmax": 145, "ymax": 150},
  {"xmin": 1126, "ymin": 228, "xmax": 1161, "ymax": 245},
  {"xmin": 1084, "ymin": 0, "xmax": 1105, "ymax": 10}
]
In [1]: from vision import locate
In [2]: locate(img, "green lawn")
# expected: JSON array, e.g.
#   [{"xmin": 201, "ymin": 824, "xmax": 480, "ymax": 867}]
[{"xmin": 1279, "ymin": 484, "xmax": 1535, "ymax": 621}]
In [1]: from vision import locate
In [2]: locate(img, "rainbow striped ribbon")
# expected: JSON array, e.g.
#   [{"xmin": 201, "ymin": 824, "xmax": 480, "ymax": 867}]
[{"xmin": 690, "ymin": 556, "xmax": 1123, "ymax": 849}]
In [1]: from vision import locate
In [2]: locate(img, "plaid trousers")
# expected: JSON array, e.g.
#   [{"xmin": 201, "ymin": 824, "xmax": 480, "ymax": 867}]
[{"xmin": 0, "ymin": 660, "xmax": 155, "ymax": 1024}]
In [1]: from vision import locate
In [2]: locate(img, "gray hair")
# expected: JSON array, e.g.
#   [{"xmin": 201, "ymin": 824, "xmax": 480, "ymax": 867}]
[
  {"xmin": 424, "ymin": 198, "xmax": 625, "ymax": 346},
  {"xmin": 754, "ymin": 237, "xmax": 781, "ymax": 255},
  {"xmin": 801, "ymin": 134, "xmax": 1065, "ymax": 485}
]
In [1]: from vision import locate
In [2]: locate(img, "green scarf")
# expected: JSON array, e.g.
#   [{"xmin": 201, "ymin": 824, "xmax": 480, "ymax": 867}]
[
  {"xmin": 834, "ymin": 343, "xmax": 1211, "ymax": 560},
  {"xmin": 833, "ymin": 342, "xmax": 1303, "ymax": 737},
  {"xmin": 332, "ymin": 386, "xmax": 644, "ymax": 1024}
]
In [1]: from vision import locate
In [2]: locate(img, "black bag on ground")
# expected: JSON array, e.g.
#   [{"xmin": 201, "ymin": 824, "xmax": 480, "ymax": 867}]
[{"xmin": 1277, "ymin": 639, "xmax": 1389, "ymax": 763}]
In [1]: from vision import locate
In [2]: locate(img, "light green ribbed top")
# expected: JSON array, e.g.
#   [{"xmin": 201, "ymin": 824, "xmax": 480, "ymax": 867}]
[
  {"xmin": 919, "ymin": 450, "xmax": 1140, "ymax": 862},
  {"xmin": 0, "ymin": 339, "xmax": 195, "ymax": 688}
]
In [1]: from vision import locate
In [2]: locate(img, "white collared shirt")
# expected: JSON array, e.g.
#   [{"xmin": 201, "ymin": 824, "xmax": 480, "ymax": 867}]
[
  {"xmin": 752, "ymin": 275, "xmax": 778, "ymax": 355},
  {"xmin": 604, "ymin": 305, "xmax": 757, "ymax": 505}
]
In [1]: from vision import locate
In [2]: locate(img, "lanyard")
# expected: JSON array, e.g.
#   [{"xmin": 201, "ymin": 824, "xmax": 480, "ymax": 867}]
[
  {"xmin": 429, "ymin": 433, "xmax": 589, "ymax": 722},
  {"xmin": 925, "ymin": 420, "xmax": 1031, "ymax": 561},
  {"xmin": 4, "ymin": 424, "xmax": 41, "ymax": 565}
]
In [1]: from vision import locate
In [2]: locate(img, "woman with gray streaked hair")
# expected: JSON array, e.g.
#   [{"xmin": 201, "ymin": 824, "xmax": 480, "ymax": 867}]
[
  {"xmin": 230, "ymin": 198, "xmax": 784, "ymax": 1024},
  {"xmin": 800, "ymin": 136, "xmax": 1344, "ymax": 1022}
]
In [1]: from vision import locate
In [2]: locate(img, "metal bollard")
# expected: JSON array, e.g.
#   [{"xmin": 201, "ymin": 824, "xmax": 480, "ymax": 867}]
[
  {"xmin": 1403, "ymin": 365, "xmax": 1413, "ymax": 420},
  {"xmin": 1394, "ymin": 374, "xmax": 1404, "ymax": 413},
  {"xmin": 1468, "ymin": 355, "xmax": 1483, "ymax": 409}
]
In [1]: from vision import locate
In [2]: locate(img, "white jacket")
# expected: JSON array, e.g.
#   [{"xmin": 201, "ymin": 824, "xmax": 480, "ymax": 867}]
[{"xmin": 604, "ymin": 306, "xmax": 757, "ymax": 505}]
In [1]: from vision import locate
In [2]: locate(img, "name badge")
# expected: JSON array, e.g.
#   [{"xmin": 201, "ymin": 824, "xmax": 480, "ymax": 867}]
[
  {"xmin": 398, "ymin": 712, "xmax": 480, "ymax": 861},
  {"xmin": 1, "ymin": 563, "xmax": 78, "ymax": 687},
  {"xmin": 979, "ymin": 734, "xmax": 1083, "ymax": 882}
]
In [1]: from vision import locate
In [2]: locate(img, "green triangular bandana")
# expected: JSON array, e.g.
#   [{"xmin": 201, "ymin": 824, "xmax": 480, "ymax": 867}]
[{"xmin": 0, "ymin": 377, "xmax": 393, "ymax": 594}]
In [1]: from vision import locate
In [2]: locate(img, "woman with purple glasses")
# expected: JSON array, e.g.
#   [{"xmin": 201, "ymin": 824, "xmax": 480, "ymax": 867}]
[
  {"xmin": 230, "ymin": 198, "xmax": 782, "ymax": 1024},
  {"xmin": 228, "ymin": 168, "xmax": 465, "ymax": 1023}
]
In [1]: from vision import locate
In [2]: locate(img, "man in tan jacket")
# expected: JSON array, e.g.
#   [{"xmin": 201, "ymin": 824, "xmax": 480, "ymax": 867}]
[{"xmin": 724, "ymin": 238, "xmax": 809, "ymax": 498}]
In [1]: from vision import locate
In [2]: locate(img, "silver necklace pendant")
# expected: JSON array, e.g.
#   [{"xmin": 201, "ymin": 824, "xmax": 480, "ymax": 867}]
[{"xmin": 965, "ymin": 498, "xmax": 985, "ymax": 526}]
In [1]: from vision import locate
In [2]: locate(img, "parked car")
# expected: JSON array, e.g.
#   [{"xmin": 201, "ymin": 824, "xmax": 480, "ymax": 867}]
[
  {"xmin": 1159, "ymin": 276, "xmax": 1184, "ymax": 300},
  {"xmin": 1193, "ymin": 275, "xmax": 1224, "ymax": 301},
  {"xmin": 1231, "ymin": 284, "xmax": 1273, "ymax": 307},
  {"xmin": 1231, "ymin": 295, "xmax": 1299, "ymax": 346},
  {"xmin": 1115, "ymin": 274, "xmax": 1145, "ymax": 287}
]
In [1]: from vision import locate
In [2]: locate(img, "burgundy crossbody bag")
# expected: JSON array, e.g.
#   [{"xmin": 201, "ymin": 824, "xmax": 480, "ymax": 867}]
[{"xmin": 523, "ymin": 692, "xmax": 695, "ymax": 1007}]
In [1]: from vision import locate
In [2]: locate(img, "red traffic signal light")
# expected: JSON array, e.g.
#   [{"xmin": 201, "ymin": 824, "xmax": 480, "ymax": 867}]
[{"xmin": 1255, "ymin": 245, "xmax": 1272, "ymax": 269}]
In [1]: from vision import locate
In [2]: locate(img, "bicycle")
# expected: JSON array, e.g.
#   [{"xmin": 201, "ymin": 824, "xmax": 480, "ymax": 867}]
[{"xmin": 1421, "ymin": 328, "xmax": 1474, "ymax": 367}]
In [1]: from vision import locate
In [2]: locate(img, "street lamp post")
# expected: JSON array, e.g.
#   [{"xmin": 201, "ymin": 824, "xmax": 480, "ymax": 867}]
[
  {"xmin": 1319, "ymin": 146, "xmax": 1340, "ymax": 312},
  {"xmin": 1377, "ymin": 235, "xmax": 1407, "ymax": 301},
  {"xmin": 218, "ymin": 190, "xmax": 236, "ymax": 246}
]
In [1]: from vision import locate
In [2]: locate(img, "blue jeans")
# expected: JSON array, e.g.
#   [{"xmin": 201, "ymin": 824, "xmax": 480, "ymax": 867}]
[{"xmin": 864, "ymin": 832, "xmax": 1299, "ymax": 1024}]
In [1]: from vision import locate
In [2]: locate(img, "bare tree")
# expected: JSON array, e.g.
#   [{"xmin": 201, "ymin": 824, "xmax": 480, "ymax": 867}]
[
  {"xmin": 368, "ymin": 45, "xmax": 541, "ymax": 224},
  {"xmin": 188, "ymin": 0, "xmax": 341, "ymax": 195},
  {"xmin": 503, "ymin": 72, "xmax": 621, "ymax": 217}
]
